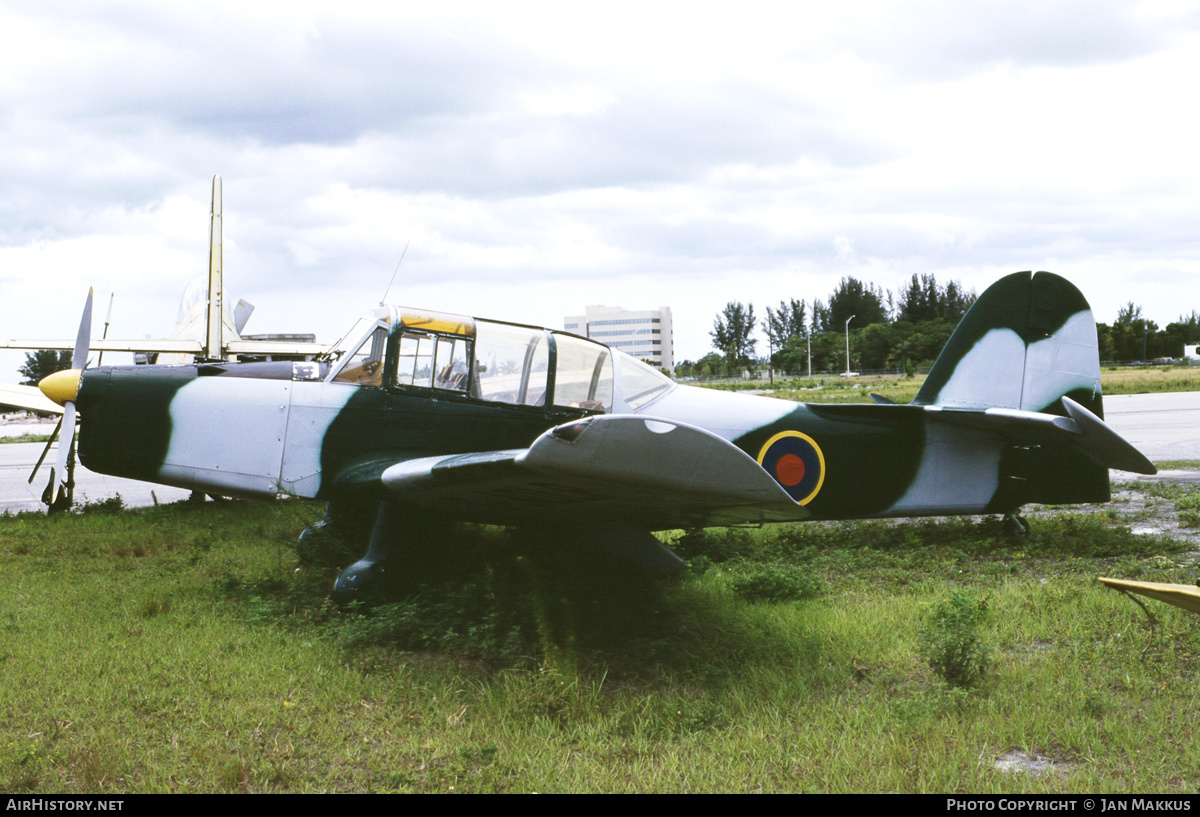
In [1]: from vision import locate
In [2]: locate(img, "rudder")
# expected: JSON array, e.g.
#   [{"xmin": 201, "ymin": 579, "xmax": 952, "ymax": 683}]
[{"xmin": 913, "ymin": 271, "xmax": 1103, "ymax": 418}]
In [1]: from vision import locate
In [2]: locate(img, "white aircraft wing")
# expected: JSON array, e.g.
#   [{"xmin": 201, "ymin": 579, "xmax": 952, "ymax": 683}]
[
  {"xmin": 0, "ymin": 338, "xmax": 206, "ymax": 355},
  {"xmin": 224, "ymin": 340, "xmax": 330, "ymax": 357},
  {"xmin": 0, "ymin": 338, "xmax": 328, "ymax": 357},
  {"xmin": 373, "ymin": 414, "xmax": 810, "ymax": 530},
  {"xmin": 0, "ymin": 383, "xmax": 63, "ymax": 415}
]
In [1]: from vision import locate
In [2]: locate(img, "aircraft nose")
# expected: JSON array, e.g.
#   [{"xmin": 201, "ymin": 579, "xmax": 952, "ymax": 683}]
[{"xmin": 38, "ymin": 369, "xmax": 83, "ymax": 407}]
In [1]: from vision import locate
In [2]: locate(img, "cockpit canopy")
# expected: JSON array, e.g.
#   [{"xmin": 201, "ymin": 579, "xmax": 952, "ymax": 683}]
[{"xmin": 326, "ymin": 306, "xmax": 672, "ymax": 413}]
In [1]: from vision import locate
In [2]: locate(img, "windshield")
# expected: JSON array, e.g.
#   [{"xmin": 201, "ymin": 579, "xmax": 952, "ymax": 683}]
[
  {"xmin": 616, "ymin": 350, "xmax": 673, "ymax": 409},
  {"xmin": 324, "ymin": 308, "xmax": 391, "ymax": 362},
  {"xmin": 331, "ymin": 325, "xmax": 388, "ymax": 386}
]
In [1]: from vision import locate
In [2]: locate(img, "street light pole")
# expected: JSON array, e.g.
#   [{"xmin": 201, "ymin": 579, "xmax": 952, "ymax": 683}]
[{"xmin": 844, "ymin": 315, "xmax": 855, "ymax": 376}]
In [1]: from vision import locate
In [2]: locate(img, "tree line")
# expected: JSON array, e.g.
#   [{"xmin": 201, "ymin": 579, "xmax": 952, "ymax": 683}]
[
  {"xmin": 1099, "ymin": 304, "xmax": 1199, "ymax": 363},
  {"xmin": 681, "ymin": 274, "xmax": 1200, "ymax": 378}
]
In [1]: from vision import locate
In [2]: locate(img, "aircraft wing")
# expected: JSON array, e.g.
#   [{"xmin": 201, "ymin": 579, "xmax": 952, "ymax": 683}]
[
  {"xmin": 225, "ymin": 340, "xmax": 329, "ymax": 357},
  {"xmin": 0, "ymin": 338, "xmax": 204, "ymax": 354},
  {"xmin": 370, "ymin": 414, "xmax": 810, "ymax": 530},
  {"xmin": 0, "ymin": 338, "xmax": 328, "ymax": 357},
  {"xmin": 0, "ymin": 383, "xmax": 63, "ymax": 415}
]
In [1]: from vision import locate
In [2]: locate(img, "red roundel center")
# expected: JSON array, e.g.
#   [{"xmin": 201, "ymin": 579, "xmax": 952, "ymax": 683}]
[{"xmin": 775, "ymin": 453, "xmax": 806, "ymax": 487}]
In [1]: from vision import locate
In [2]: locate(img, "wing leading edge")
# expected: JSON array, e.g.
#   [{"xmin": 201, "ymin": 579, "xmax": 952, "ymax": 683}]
[{"xmin": 376, "ymin": 414, "xmax": 809, "ymax": 530}]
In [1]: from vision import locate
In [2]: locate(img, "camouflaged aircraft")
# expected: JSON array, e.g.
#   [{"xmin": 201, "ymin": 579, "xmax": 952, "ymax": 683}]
[
  {"xmin": 0, "ymin": 185, "xmax": 1158, "ymax": 602},
  {"xmin": 7, "ymin": 266, "xmax": 1157, "ymax": 603}
]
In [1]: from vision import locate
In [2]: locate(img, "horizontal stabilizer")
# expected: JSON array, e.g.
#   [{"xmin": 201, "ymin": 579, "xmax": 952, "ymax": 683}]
[
  {"xmin": 1100, "ymin": 577, "xmax": 1200, "ymax": 615},
  {"xmin": 225, "ymin": 340, "xmax": 329, "ymax": 357},
  {"xmin": 924, "ymin": 395, "xmax": 1156, "ymax": 475},
  {"xmin": 1060, "ymin": 396, "xmax": 1156, "ymax": 475}
]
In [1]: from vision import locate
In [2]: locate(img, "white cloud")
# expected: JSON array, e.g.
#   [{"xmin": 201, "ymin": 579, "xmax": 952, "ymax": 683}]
[{"xmin": 1, "ymin": 0, "xmax": 1199, "ymax": 372}]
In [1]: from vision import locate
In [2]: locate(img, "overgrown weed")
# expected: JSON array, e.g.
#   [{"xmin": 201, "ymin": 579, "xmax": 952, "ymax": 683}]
[{"xmin": 917, "ymin": 588, "xmax": 992, "ymax": 688}]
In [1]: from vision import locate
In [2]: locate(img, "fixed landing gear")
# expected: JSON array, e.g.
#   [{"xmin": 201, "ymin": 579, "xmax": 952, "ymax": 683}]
[
  {"xmin": 1004, "ymin": 511, "xmax": 1030, "ymax": 543},
  {"xmin": 298, "ymin": 499, "xmax": 378, "ymax": 569},
  {"xmin": 323, "ymin": 501, "xmax": 688, "ymax": 607},
  {"xmin": 330, "ymin": 502, "xmax": 459, "ymax": 605}
]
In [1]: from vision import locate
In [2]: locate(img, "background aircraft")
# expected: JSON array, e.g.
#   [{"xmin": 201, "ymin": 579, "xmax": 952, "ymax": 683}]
[
  {"xmin": 0, "ymin": 177, "xmax": 324, "ymax": 505},
  {"xmin": 0, "ymin": 177, "xmax": 324, "ymax": 365}
]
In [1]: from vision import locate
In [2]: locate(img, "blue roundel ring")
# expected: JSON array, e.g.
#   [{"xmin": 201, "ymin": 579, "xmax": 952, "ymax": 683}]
[{"xmin": 756, "ymin": 430, "xmax": 825, "ymax": 505}]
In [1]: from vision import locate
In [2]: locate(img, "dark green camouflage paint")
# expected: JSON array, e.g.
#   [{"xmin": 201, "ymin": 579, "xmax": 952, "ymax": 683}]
[
  {"xmin": 316, "ymin": 386, "xmax": 592, "ymax": 498},
  {"xmin": 734, "ymin": 402, "xmax": 927, "ymax": 520},
  {"xmin": 76, "ymin": 366, "xmax": 194, "ymax": 482}
]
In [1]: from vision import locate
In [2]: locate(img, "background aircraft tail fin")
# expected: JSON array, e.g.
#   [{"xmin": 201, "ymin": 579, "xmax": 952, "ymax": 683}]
[{"xmin": 913, "ymin": 270, "xmax": 1103, "ymax": 418}]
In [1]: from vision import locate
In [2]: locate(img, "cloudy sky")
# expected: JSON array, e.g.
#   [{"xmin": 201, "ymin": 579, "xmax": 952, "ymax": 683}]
[{"xmin": 1, "ymin": 0, "xmax": 1198, "ymax": 377}]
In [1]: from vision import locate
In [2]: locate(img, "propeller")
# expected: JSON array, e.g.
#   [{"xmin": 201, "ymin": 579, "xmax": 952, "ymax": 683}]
[{"xmin": 30, "ymin": 289, "xmax": 93, "ymax": 508}]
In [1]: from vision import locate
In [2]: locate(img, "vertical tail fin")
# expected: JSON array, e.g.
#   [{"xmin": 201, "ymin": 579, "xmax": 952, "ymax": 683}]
[{"xmin": 914, "ymin": 271, "xmax": 1103, "ymax": 418}]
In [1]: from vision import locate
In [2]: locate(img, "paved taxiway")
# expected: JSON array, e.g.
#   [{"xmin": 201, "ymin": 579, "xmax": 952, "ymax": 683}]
[
  {"xmin": 0, "ymin": 439, "xmax": 190, "ymax": 513},
  {"xmin": 0, "ymin": 391, "xmax": 1196, "ymax": 513},
  {"xmin": 1104, "ymin": 392, "xmax": 1200, "ymax": 484},
  {"xmin": 1103, "ymin": 392, "xmax": 1200, "ymax": 463}
]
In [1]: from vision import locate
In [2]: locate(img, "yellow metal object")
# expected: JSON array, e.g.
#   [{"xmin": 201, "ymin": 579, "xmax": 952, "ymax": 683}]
[
  {"xmin": 399, "ymin": 309, "xmax": 475, "ymax": 337},
  {"xmin": 1099, "ymin": 577, "xmax": 1200, "ymax": 615},
  {"xmin": 38, "ymin": 369, "xmax": 82, "ymax": 407}
]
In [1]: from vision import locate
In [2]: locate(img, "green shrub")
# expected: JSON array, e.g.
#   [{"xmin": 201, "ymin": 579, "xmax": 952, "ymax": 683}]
[
  {"xmin": 1175, "ymin": 491, "xmax": 1200, "ymax": 528},
  {"xmin": 77, "ymin": 494, "xmax": 125, "ymax": 515},
  {"xmin": 727, "ymin": 563, "xmax": 821, "ymax": 603},
  {"xmin": 672, "ymin": 528, "xmax": 755, "ymax": 564},
  {"xmin": 916, "ymin": 588, "xmax": 991, "ymax": 688}
]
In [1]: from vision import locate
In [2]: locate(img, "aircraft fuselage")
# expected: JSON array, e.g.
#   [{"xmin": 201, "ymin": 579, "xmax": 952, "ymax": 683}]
[{"xmin": 75, "ymin": 358, "xmax": 1110, "ymax": 527}]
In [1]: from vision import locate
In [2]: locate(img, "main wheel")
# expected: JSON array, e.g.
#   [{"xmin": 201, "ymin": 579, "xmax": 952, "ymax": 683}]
[{"xmin": 1004, "ymin": 512, "xmax": 1030, "ymax": 543}]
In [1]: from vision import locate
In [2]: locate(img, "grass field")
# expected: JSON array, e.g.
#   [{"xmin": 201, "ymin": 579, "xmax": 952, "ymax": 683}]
[
  {"xmin": 2, "ymin": 485, "xmax": 1200, "ymax": 793},
  {"xmin": 701, "ymin": 364, "xmax": 1200, "ymax": 404},
  {"xmin": 0, "ymin": 433, "xmax": 52, "ymax": 445}
]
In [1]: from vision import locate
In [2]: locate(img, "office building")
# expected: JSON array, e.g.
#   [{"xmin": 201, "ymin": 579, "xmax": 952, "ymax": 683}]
[{"xmin": 564, "ymin": 305, "xmax": 674, "ymax": 375}]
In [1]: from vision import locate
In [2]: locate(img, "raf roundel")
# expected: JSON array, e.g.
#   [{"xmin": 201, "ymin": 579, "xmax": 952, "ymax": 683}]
[{"xmin": 757, "ymin": 430, "xmax": 825, "ymax": 505}]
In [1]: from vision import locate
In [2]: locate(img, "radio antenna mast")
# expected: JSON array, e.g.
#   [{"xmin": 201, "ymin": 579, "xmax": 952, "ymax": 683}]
[{"xmin": 380, "ymin": 242, "xmax": 410, "ymax": 306}]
